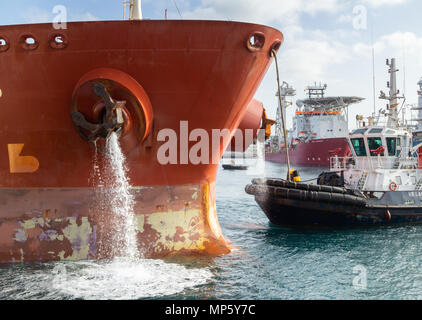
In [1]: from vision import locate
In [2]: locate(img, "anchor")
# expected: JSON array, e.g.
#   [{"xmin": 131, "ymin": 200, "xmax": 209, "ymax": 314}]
[{"xmin": 71, "ymin": 82, "xmax": 126, "ymax": 142}]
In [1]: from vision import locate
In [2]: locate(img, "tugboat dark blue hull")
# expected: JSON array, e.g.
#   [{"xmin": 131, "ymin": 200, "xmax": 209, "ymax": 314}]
[{"xmin": 246, "ymin": 179, "xmax": 422, "ymax": 228}]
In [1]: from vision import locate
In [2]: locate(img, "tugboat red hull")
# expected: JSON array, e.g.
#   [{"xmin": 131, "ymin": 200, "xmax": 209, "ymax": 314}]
[{"xmin": 0, "ymin": 20, "xmax": 283, "ymax": 263}]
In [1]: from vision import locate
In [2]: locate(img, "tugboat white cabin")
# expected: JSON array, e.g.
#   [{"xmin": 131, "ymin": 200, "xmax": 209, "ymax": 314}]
[{"xmin": 331, "ymin": 126, "xmax": 420, "ymax": 193}]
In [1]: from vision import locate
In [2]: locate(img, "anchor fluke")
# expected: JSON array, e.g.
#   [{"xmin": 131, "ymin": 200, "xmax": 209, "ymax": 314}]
[
  {"xmin": 70, "ymin": 68, "xmax": 154, "ymax": 152},
  {"xmin": 72, "ymin": 82, "xmax": 127, "ymax": 142}
]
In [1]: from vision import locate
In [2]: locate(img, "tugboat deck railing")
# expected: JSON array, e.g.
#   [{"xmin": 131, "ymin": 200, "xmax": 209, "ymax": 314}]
[{"xmin": 330, "ymin": 156, "xmax": 419, "ymax": 171}]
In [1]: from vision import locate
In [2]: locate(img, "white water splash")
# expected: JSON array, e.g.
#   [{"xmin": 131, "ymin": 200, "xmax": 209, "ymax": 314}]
[
  {"xmin": 90, "ymin": 140, "xmax": 104, "ymax": 188},
  {"xmin": 102, "ymin": 133, "xmax": 140, "ymax": 260},
  {"xmin": 50, "ymin": 259, "xmax": 213, "ymax": 300},
  {"xmin": 4, "ymin": 258, "xmax": 213, "ymax": 300}
]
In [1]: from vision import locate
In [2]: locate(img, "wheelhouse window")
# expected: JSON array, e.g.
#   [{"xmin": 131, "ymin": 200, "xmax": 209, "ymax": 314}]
[
  {"xmin": 386, "ymin": 137, "xmax": 397, "ymax": 156},
  {"xmin": 367, "ymin": 137, "xmax": 385, "ymax": 156},
  {"xmin": 369, "ymin": 128, "xmax": 383, "ymax": 134},
  {"xmin": 352, "ymin": 128, "xmax": 368, "ymax": 135},
  {"xmin": 351, "ymin": 138, "xmax": 367, "ymax": 156}
]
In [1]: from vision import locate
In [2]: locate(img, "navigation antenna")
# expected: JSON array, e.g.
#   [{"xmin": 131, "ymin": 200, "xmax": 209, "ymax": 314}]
[{"xmin": 370, "ymin": 19, "xmax": 376, "ymax": 116}]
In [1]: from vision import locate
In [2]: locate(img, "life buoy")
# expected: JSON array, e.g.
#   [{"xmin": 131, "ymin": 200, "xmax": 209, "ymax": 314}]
[{"xmin": 389, "ymin": 182, "xmax": 398, "ymax": 192}]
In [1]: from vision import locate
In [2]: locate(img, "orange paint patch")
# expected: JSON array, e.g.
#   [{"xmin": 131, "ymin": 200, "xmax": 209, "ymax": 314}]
[{"xmin": 8, "ymin": 144, "xmax": 39, "ymax": 173}]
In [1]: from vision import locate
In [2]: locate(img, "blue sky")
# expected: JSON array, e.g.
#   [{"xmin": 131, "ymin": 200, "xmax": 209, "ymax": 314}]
[{"xmin": 1, "ymin": 0, "xmax": 421, "ymax": 128}]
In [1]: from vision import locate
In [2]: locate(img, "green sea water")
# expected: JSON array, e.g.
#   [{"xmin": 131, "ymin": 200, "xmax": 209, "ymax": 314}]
[{"xmin": 1, "ymin": 162, "xmax": 422, "ymax": 300}]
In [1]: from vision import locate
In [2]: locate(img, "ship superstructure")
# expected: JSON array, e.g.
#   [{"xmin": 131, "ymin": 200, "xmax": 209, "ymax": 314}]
[
  {"xmin": 291, "ymin": 84, "xmax": 361, "ymax": 142},
  {"xmin": 266, "ymin": 83, "xmax": 364, "ymax": 166}
]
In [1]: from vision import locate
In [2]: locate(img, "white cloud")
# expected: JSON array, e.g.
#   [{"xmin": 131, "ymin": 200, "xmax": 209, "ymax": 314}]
[
  {"xmin": 303, "ymin": 0, "xmax": 345, "ymax": 15},
  {"xmin": 181, "ymin": 0, "xmax": 345, "ymax": 25},
  {"xmin": 20, "ymin": 6, "xmax": 99, "ymax": 24},
  {"xmin": 21, "ymin": 7, "xmax": 51, "ymax": 23},
  {"xmin": 336, "ymin": 14, "xmax": 353, "ymax": 24},
  {"xmin": 280, "ymin": 38, "xmax": 351, "ymax": 81},
  {"xmin": 353, "ymin": 41, "xmax": 386, "ymax": 56},
  {"xmin": 361, "ymin": 0, "xmax": 409, "ymax": 7},
  {"xmin": 354, "ymin": 31, "xmax": 422, "ymax": 65},
  {"xmin": 380, "ymin": 32, "xmax": 422, "ymax": 55},
  {"xmin": 70, "ymin": 12, "xmax": 99, "ymax": 22}
]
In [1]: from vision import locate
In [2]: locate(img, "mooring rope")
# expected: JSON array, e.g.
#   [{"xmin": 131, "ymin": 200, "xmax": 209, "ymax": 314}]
[
  {"xmin": 278, "ymin": 177, "xmax": 319, "ymax": 183},
  {"xmin": 272, "ymin": 49, "xmax": 291, "ymax": 181},
  {"xmin": 299, "ymin": 177, "xmax": 319, "ymax": 183}
]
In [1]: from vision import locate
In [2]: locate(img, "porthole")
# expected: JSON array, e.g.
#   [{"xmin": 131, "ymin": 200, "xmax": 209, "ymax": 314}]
[
  {"xmin": 246, "ymin": 32, "xmax": 265, "ymax": 52},
  {"xmin": 0, "ymin": 36, "xmax": 10, "ymax": 52},
  {"xmin": 19, "ymin": 34, "xmax": 39, "ymax": 50},
  {"xmin": 49, "ymin": 33, "xmax": 68, "ymax": 49}
]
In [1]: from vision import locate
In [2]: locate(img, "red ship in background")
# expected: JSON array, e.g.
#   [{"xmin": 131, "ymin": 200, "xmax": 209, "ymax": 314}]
[
  {"xmin": 0, "ymin": 0, "xmax": 281, "ymax": 263},
  {"xmin": 266, "ymin": 83, "xmax": 364, "ymax": 167}
]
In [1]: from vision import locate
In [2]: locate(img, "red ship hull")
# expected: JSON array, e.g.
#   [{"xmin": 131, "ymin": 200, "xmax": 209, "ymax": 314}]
[
  {"xmin": 265, "ymin": 138, "xmax": 351, "ymax": 167},
  {"xmin": 0, "ymin": 20, "xmax": 282, "ymax": 263}
]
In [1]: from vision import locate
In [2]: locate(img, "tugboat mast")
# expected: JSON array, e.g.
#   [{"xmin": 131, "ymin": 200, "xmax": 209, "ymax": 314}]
[
  {"xmin": 379, "ymin": 58, "xmax": 404, "ymax": 128},
  {"xmin": 412, "ymin": 78, "xmax": 422, "ymax": 137}
]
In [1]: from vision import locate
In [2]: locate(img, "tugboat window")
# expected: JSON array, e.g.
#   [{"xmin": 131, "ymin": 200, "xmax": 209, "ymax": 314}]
[
  {"xmin": 386, "ymin": 137, "xmax": 397, "ymax": 156},
  {"xmin": 367, "ymin": 137, "xmax": 384, "ymax": 156},
  {"xmin": 351, "ymin": 138, "xmax": 367, "ymax": 156},
  {"xmin": 352, "ymin": 128, "xmax": 368, "ymax": 135}
]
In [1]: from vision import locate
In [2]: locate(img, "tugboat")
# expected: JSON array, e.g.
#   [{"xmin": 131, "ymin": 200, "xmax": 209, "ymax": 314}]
[
  {"xmin": 265, "ymin": 82, "xmax": 364, "ymax": 167},
  {"xmin": 247, "ymin": 58, "xmax": 422, "ymax": 227}
]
